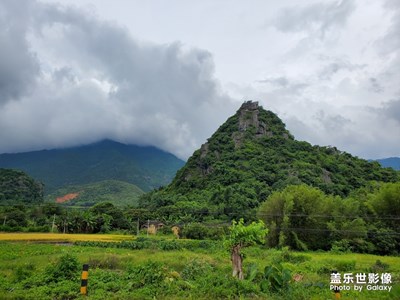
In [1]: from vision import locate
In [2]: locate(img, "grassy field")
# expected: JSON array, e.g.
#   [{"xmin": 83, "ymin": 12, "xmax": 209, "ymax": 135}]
[
  {"xmin": 0, "ymin": 234, "xmax": 398, "ymax": 299},
  {"xmin": 0, "ymin": 232, "xmax": 134, "ymax": 242}
]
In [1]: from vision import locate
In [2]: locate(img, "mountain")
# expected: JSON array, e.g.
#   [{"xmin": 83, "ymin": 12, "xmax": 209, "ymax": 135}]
[
  {"xmin": 0, "ymin": 140, "xmax": 185, "ymax": 193},
  {"xmin": 140, "ymin": 101, "xmax": 399, "ymax": 220},
  {"xmin": 0, "ymin": 168, "xmax": 44, "ymax": 204},
  {"xmin": 45, "ymin": 180, "xmax": 144, "ymax": 207},
  {"xmin": 375, "ymin": 157, "xmax": 400, "ymax": 170}
]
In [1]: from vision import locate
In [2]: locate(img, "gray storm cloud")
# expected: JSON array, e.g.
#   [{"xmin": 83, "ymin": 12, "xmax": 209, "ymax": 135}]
[
  {"xmin": 0, "ymin": 0, "xmax": 235, "ymax": 159},
  {"xmin": 0, "ymin": 0, "xmax": 399, "ymax": 161},
  {"xmin": 0, "ymin": 1, "xmax": 40, "ymax": 104}
]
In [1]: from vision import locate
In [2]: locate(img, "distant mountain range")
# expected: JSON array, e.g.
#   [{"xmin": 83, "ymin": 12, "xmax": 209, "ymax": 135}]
[
  {"xmin": 375, "ymin": 157, "xmax": 400, "ymax": 170},
  {"xmin": 0, "ymin": 140, "xmax": 185, "ymax": 194}
]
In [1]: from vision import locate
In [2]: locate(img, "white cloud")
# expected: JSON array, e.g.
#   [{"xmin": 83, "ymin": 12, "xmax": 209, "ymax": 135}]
[{"xmin": 0, "ymin": 0, "xmax": 236, "ymax": 159}]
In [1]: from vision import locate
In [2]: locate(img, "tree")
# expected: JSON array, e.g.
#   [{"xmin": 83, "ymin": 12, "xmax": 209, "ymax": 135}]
[
  {"xmin": 224, "ymin": 218, "xmax": 267, "ymax": 280},
  {"xmin": 257, "ymin": 184, "xmax": 332, "ymax": 250}
]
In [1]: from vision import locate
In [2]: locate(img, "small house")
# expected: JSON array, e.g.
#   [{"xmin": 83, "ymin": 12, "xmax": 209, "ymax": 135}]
[{"xmin": 141, "ymin": 220, "xmax": 165, "ymax": 234}]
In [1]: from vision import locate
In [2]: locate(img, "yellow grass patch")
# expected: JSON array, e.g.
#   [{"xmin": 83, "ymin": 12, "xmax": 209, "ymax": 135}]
[{"xmin": 0, "ymin": 233, "xmax": 133, "ymax": 242}]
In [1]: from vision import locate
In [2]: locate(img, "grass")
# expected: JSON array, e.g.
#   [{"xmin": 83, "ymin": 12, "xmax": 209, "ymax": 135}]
[
  {"xmin": 0, "ymin": 232, "xmax": 134, "ymax": 242},
  {"xmin": 0, "ymin": 236, "xmax": 399, "ymax": 299}
]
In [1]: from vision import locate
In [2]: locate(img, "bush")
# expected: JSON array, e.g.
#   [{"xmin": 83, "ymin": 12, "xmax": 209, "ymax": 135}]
[
  {"xmin": 334, "ymin": 260, "xmax": 356, "ymax": 272},
  {"xmin": 14, "ymin": 263, "xmax": 35, "ymax": 282},
  {"xmin": 88, "ymin": 255, "xmax": 120, "ymax": 270},
  {"xmin": 181, "ymin": 259, "xmax": 213, "ymax": 280},
  {"xmin": 181, "ymin": 223, "xmax": 226, "ymax": 240},
  {"xmin": 46, "ymin": 253, "xmax": 80, "ymax": 282},
  {"xmin": 125, "ymin": 261, "xmax": 167, "ymax": 288},
  {"xmin": 369, "ymin": 260, "xmax": 390, "ymax": 273},
  {"xmin": 280, "ymin": 247, "xmax": 311, "ymax": 263},
  {"xmin": 330, "ymin": 240, "xmax": 351, "ymax": 254},
  {"xmin": 181, "ymin": 223, "xmax": 209, "ymax": 239},
  {"xmin": 261, "ymin": 263, "xmax": 291, "ymax": 293},
  {"xmin": 158, "ymin": 240, "xmax": 182, "ymax": 251},
  {"xmin": 25, "ymin": 225, "xmax": 51, "ymax": 232}
]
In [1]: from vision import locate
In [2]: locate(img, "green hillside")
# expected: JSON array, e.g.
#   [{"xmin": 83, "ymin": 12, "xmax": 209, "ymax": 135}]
[
  {"xmin": 0, "ymin": 140, "xmax": 185, "ymax": 193},
  {"xmin": 140, "ymin": 101, "xmax": 399, "ymax": 220},
  {"xmin": 0, "ymin": 168, "xmax": 44, "ymax": 204},
  {"xmin": 45, "ymin": 180, "xmax": 144, "ymax": 207}
]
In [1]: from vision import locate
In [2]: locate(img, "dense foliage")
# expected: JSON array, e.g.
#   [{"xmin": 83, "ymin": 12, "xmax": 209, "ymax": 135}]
[
  {"xmin": 257, "ymin": 183, "xmax": 400, "ymax": 254},
  {"xmin": 0, "ymin": 202, "xmax": 133, "ymax": 233},
  {"xmin": 0, "ymin": 168, "xmax": 43, "ymax": 205},
  {"xmin": 139, "ymin": 103, "xmax": 399, "ymax": 221}
]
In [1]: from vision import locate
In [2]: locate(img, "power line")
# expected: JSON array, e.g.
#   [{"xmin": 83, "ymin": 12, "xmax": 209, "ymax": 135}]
[{"xmin": 1, "ymin": 203, "xmax": 400, "ymax": 220}]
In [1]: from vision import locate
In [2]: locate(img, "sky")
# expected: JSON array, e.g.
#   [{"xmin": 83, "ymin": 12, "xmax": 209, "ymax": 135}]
[{"xmin": 0, "ymin": 0, "xmax": 399, "ymax": 160}]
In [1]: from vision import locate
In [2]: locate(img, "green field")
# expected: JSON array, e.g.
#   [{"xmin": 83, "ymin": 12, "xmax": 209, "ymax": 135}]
[{"xmin": 0, "ymin": 234, "xmax": 398, "ymax": 299}]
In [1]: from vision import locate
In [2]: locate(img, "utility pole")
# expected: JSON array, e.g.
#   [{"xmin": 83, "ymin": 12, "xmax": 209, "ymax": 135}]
[
  {"xmin": 136, "ymin": 218, "xmax": 139, "ymax": 236},
  {"xmin": 147, "ymin": 219, "xmax": 149, "ymax": 237},
  {"xmin": 51, "ymin": 214, "xmax": 56, "ymax": 233},
  {"xmin": 3, "ymin": 216, "xmax": 6, "ymax": 226}
]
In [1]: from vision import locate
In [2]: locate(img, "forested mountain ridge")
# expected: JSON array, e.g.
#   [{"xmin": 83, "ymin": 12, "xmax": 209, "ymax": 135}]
[
  {"xmin": 140, "ymin": 101, "xmax": 399, "ymax": 220},
  {"xmin": 375, "ymin": 157, "xmax": 400, "ymax": 170},
  {"xmin": 0, "ymin": 140, "xmax": 185, "ymax": 194},
  {"xmin": 0, "ymin": 168, "xmax": 44, "ymax": 204}
]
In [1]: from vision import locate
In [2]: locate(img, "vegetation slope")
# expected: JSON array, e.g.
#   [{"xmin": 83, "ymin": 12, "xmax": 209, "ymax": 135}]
[
  {"xmin": 0, "ymin": 168, "xmax": 43, "ymax": 205},
  {"xmin": 0, "ymin": 140, "xmax": 185, "ymax": 193},
  {"xmin": 45, "ymin": 180, "xmax": 144, "ymax": 207},
  {"xmin": 140, "ymin": 101, "xmax": 399, "ymax": 220}
]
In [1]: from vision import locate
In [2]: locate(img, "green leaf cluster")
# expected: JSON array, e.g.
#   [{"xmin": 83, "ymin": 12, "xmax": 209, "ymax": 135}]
[{"xmin": 224, "ymin": 218, "xmax": 268, "ymax": 249}]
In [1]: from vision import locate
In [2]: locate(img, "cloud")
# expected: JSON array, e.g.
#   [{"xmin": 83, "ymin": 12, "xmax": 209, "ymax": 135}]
[
  {"xmin": 378, "ymin": 0, "xmax": 400, "ymax": 56},
  {"xmin": 0, "ymin": 0, "xmax": 40, "ymax": 104},
  {"xmin": 381, "ymin": 99, "xmax": 400, "ymax": 124},
  {"xmin": 0, "ymin": 0, "xmax": 236, "ymax": 159},
  {"xmin": 283, "ymin": 102, "xmax": 400, "ymax": 159},
  {"xmin": 274, "ymin": 0, "xmax": 356, "ymax": 38},
  {"xmin": 258, "ymin": 77, "xmax": 289, "ymax": 87},
  {"xmin": 316, "ymin": 57, "xmax": 365, "ymax": 81}
]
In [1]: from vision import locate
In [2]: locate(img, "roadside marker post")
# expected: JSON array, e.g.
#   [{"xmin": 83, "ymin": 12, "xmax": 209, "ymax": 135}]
[
  {"xmin": 80, "ymin": 264, "xmax": 89, "ymax": 295},
  {"xmin": 333, "ymin": 286, "xmax": 341, "ymax": 299},
  {"xmin": 331, "ymin": 270, "xmax": 341, "ymax": 299}
]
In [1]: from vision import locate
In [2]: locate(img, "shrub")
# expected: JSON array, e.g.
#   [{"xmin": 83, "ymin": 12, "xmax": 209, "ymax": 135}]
[
  {"xmin": 14, "ymin": 263, "xmax": 35, "ymax": 282},
  {"xmin": 181, "ymin": 223, "xmax": 226, "ymax": 240},
  {"xmin": 125, "ymin": 261, "xmax": 167, "ymax": 288},
  {"xmin": 181, "ymin": 259, "xmax": 213, "ymax": 280},
  {"xmin": 334, "ymin": 260, "xmax": 356, "ymax": 272},
  {"xmin": 88, "ymin": 255, "xmax": 120, "ymax": 270},
  {"xmin": 330, "ymin": 239, "xmax": 352, "ymax": 253},
  {"xmin": 158, "ymin": 240, "xmax": 182, "ymax": 251},
  {"xmin": 46, "ymin": 253, "xmax": 80, "ymax": 282},
  {"xmin": 369, "ymin": 260, "xmax": 390, "ymax": 273},
  {"xmin": 261, "ymin": 263, "xmax": 291, "ymax": 293},
  {"xmin": 280, "ymin": 247, "xmax": 311, "ymax": 263}
]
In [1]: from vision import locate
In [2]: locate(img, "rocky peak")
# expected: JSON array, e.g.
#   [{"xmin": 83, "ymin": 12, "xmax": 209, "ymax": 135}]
[
  {"xmin": 238, "ymin": 100, "xmax": 270, "ymax": 136},
  {"xmin": 238, "ymin": 100, "xmax": 260, "ymax": 132}
]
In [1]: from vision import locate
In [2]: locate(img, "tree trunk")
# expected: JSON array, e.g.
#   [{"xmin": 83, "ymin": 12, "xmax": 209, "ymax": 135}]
[{"xmin": 231, "ymin": 244, "xmax": 243, "ymax": 280}]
